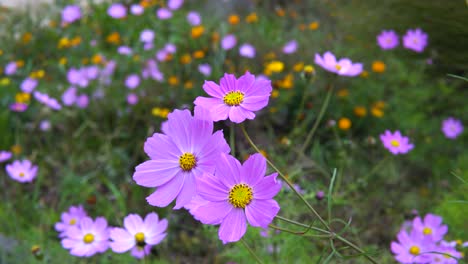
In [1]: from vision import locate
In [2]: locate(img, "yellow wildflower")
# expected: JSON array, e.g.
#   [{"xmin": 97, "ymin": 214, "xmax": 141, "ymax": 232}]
[
  {"xmin": 353, "ymin": 106, "xmax": 367, "ymax": 117},
  {"xmin": 271, "ymin": 90, "xmax": 279, "ymax": 98},
  {"xmin": 191, "ymin": 26, "xmax": 204, "ymax": 39},
  {"xmin": 337, "ymin": 88, "xmax": 349, "ymax": 98},
  {"xmin": 15, "ymin": 92, "xmax": 31, "ymax": 104},
  {"xmin": 11, "ymin": 144, "xmax": 22, "ymax": 155},
  {"xmin": 16, "ymin": 60, "xmax": 25, "ymax": 68},
  {"xmin": 309, "ymin": 22, "xmax": 319, "ymax": 30},
  {"xmin": 58, "ymin": 37, "xmax": 71, "ymax": 49},
  {"xmin": 184, "ymin": 81, "xmax": 193, "ymax": 89},
  {"xmin": 0, "ymin": 78, "xmax": 10, "ymax": 86},
  {"xmin": 106, "ymin": 32, "xmax": 121, "ymax": 45},
  {"xmin": 372, "ymin": 61, "xmax": 386, "ymax": 73},
  {"xmin": 71, "ymin": 36, "xmax": 82, "ymax": 46},
  {"xmin": 91, "ymin": 54, "xmax": 104, "ymax": 65},
  {"xmin": 21, "ymin": 32, "xmax": 33, "ymax": 44},
  {"xmin": 246, "ymin": 12, "xmax": 258, "ymax": 23},
  {"xmin": 371, "ymin": 107, "xmax": 384, "ymax": 118},
  {"xmin": 192, "ymin": 50, "xmax": 205, "ymax": 59},
  {"xmin": 338, "ymin": 117, "xmax": 352, "ymax": 130},
  {"xmin": 168, "ymin": 76, "xmax": 179, "ymax": 86},
  {"xmin": 293, "ymin": 62, "xmax": 304, "ymax": 72},
  {"xmin": 180, "ymin": 54, "xmax": 192, "ymax": 65},
  {"xmin": 59, "ymin": 57, "xmax": 67, "ymax": 66},
  {"xmin": 360, "ymin": 70, "xmax": 369, "ymax": 78},
  {"xmin": 228, "ymin": 14, "xmax": 240, "ymax": 25}
]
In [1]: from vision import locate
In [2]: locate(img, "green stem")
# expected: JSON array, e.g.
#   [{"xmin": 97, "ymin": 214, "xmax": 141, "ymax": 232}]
[
  {"xmin": 240, "ymin": 124, "xmax": 330, "ymax": 230},
  {"xmin": 230, "ymin": 123, "xmax": 235, "ymax": 155},
  {"xmin": 240, "ymin": 238, "xmax": 264, "ymax": 264},
  {"xmin": 292, "ymin": 81, "xmax": 312, "ymax": 129},
  {"xmin": 299, "ymin": 85, "xmax": 334, "ymax": 155},
  {"xmin": 269, "ymin": 223, "xmax": 331, "ymax": 238}
]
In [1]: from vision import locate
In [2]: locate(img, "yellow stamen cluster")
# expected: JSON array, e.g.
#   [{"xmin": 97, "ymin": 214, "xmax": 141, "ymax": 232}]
[
  {"xmin": 179, "ymin": 153, "xmax": 197, "ymax": 171},
  {"xmin": 223, "ymin": 91, "xmax": 244, "ymax": 106},
  {"xmin": 390, "ymin": 140, "xmax": 400, "ymax": 147},
  {"xmin": 228, "ymin": 183, "xmax": 253, "ymax": 208},
  {"xmin": 409, "ymin": 245, "xmax": 420, "ymax": 256},
  {"xmin": 83, "ymin": 233, "xmax": 94, "ymax": 244},
  {"xmin": 135, "ymin": 232, "xmax": 146, "ymax": 247},
  {"xmin": 69, "ymin": 218, "xmax": 77, "ymax": 225},
  {"xmin": 423, "ymin": 227, "xmax": 432, "ymax": 235}
]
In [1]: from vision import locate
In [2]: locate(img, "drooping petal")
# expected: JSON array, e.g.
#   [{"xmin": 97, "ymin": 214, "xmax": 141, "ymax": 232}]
[
  {"xmin": 245, "ymin": 199, "xmax": 279, "ymax": 228},
  {"xmin": 218, "ymin": 209, "xmax": 247, "ymax": 244}
]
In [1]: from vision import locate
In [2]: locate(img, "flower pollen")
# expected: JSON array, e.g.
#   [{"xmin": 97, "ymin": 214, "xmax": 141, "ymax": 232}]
[
  {"xmin": 390, "ymin": 139, "xmax": 400, "ymax": 147},
  {"xmin": 135, "ymin": 232, "xmax": 146, "ymax": 247},
  {"xmin": 83, "ymin": 233, "xmax": 94, "ymax": 244},
  {"xmin": 422, "ymin": 227, "xmax": 432, "ymax": 235},
  {"xmin": 223, "ymin": 91, "xmax": 244, "ymax": 106},
  {"xmin": 19, "ymin": 172, "xmax": 25, "ymax": 177},
  {"xmin": 69, "ymin": 218, "xmax": 77, "ymax": 225},
  {"xmin": 335, "ymin": 64, "xmax": 342, "ymax": 71},
  {"xmin": 179, "ymin": 153, "xmax": 197, "ymax": 171},
  {"xmin": 409, "ymin": 245, "xmax": 420, "ymax": 256},
  {"xmin": 228, "ymin": 183, "xmax": 253, "ymax": 208}
]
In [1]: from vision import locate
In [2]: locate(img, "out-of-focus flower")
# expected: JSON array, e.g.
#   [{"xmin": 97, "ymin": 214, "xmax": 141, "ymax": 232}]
[
  {"xmin": 191, "ymin": 26, "xmax": 204, "ymax": 39},
  {"xmin": 377, "ymin": 30, "xmax": 399, "ymax": 50},
  {"xmin": 187, "ymin": 11, "xmax": 201, "ymax": 26},
  {"xmin": 39, "ymin": 120, "xmax": 51, "ymax": 131},
  {"xmin": 106, "ymin": 32, "xmax": 121, "ymax": 45},
  {"xmin": 140, "ymin": 29, "xmax": 155, "ymax": 43},
  {"xmin": 245, "ymin": 12, "xmax": 258, "ymax": 23},
  {"xmin": 228, "ymin": 14, "xmax": 240, "ymax": 25},
  {"xmin": 264, "ymin": 61, "xmax": 284, "ymax": 75},
  {"xmin": 4, "ymin": 61, "xmax": 17, "ymax": 75},
  {"xmin": 127, "ymin": 93, "xmax": 138, "ymax": 105},
  {"xmin": 62, "ymin": 87, "xmax": 77, "ymax": 106},
  {"xmin": 441, "ymin": 117, "xmax": 463, "ymax": 139},
  {"xmin": 61, "ymin": 217, "xmax": 109, "ymax": 257},
  {"xmin": 157, "ymin": 8, "xmax": 172, "ymax": 20},
  {"xmin": 118, "ymin": 46, "xmax": 133, "ymax": 55},
  {"xmin": 338, "ymin": 117, "xmax": 351, "ymax": 131},
  {"xmin": 221, "ymin": 34, "xmax": 237, "ymax": 50},
  {"xmin": 315, "ymin": 190, "xmax": 325, "ymax": 200},
  {"xmin": 168, "ymin": 0, "xmax": 184, "ymax": 10},
  {"xmin": 353, "ymin": 106, "xmax": 367, "ymax": 117},
  {"xmin": 315, "ymin": 51, "xmax": 363, "ymax": 77},
  {"xmin": 110, "ymin": 213, "xmax": 167, "ymax": 259},
  {"xmin": 0, "ymin": 151, "xmax": 12, "ymax": 163},
  {"xmin": 10, "ymin": 102, "xmax": 28, "ymax": 112},
  {"xmin": 198, "ymin": 63, "xmax": 212, "ymax": 77},
  {"xmin": 76, "ymin": 94, "xmax": 89, "ymax": 109},
  {"xmin": 108, "ymin": 3, "xmax": 127, "ymax": 19},
  {"xmin": 62, "ymin": 5, "xmax": 81, "ymax": 24},
  {"xmin": 282, "ymin": 40, "xmax": 298, "ymax": 54},
  {"xmin": 130, "ymin": 4, "xmax": 144, "ymax": 15},
  {"xmin": 372, "ymin": 61, "xmax": 386, "ymax": 73},
  {"xmin": 380, "ymin": 130, "xmax": 414, "ymax": 155},
  {"xmin": 403, "ymin": 28, "xmax": 428, "ymax": 53},
  {"xmin": 34, "ymin": 91, "xmax": 62, "ymax": 110},
  {"xmin": 309, "ymin": 21, "xmax": 319, "ymax": 30},
  {"xmin": 125, "ymin": 74, "xmax": 140, "ymax": 89},
  {"xmin": 55, "ymin": 205, "xmax": 88, "ymax": 237},
  {"xmin": 20, "ymin": 78, "xmax": 38, "ymax": 93},
  {"xmin": 6, "ymin": 160, "xmax": 38, "ymax": 183},
  {"xmin": 239, "ymin": 44, "xmax": 256, "ymax": 58}
]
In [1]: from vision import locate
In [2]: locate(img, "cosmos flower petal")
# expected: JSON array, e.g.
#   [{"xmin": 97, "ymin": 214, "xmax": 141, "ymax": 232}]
[
  {"xmin": 253, "ymin": 173, "xmax": 281, "ymax": 199},
  {"xmin": 193, "ymin": 200, "xmax": 232, "ymax": 225},
  {"xmin": 216, "ymin": 154, "xmax": 242, "ymax": 187},
  {"xmin": 241, "ymin": 153, "xmax": 266, "ymax": 186},
  {"xmin": 220, "ymin": 73, "xmax": 238, "ymax": 92},
  {"xmin": 174, "ymin": 173, "xmax": 197, "ymax": 209},
  {"xmin": 124, "ymin": 214, "xmax": 144, "ymax": 235},
  {"xmin": 146, "ymin": 173, "xmax": 185, "ymax": 207},
  {"xmin": 110, "ymin": 238, "xmax": 135, "ymax": 253},
  {"xmin": 219, "ymin": 209, "xmax": 247, "ymax": 244},
  {"xmin": 196, "ymin": 173, "xmax": 229, "ymax": 201},
  {"xmin": 146, "ymin": 232, "xmax": 167, "ymax": 245},
  {"xmin": 202, "ymin": 81, "xmax": 224, "ymax": 98},
  {"xmin": 241, "ymin": 96, "xmax": 270, "ymax": 111},
  {"xmin": 245, "ymin": 199, "xmax": 280, "ymax": 228},
  {"xmin": 228, "ymin": 107, "xmax": 251, "ymax": 123},
  {"xmin": 133, "ymin": 160, "xmax": 180, "ymax": 187},
  {"xmin": 144, "ymin": 133, "xmax": 180, "ymax": 160}
]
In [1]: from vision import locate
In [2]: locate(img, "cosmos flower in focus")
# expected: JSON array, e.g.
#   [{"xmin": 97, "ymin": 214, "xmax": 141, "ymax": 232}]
[
  {"xmin": 403, "ymin": 28, "xmax": 428, "ymax": 53},
  {"xmin": 194, "ymin": 72, "xmax": 272, "ymax": 123},
  {"xmin": 380, "ymin": 130, "xmax": 414, "ymax": 155},
  {"xmin": 61, "ymin": 217, "xmax": 109, "ymax": 257},
  {"xmin": 441, "ymin": 117, "xmax": 463, "ymax": 139},
  {"xmin": 314, "ymin": 51, "xmax": 363, "ymax": 77},
  {"xmin": 391, "ymin": 229, "xmax": 433, "ymax": 263},
  {"xmin": 377, "ymin": 30, "xmax": 399, "ymax": 50},
  {"xmin": 110, "ymin": 213, "xmax": 167, "ymax": 259},
  {"xmin": 6, "ymin": 159, "xmax": 38, "ymax": 183},
  {"xmin": 412, "ymin": 214, "xmax": 447, "ymax": 242}
]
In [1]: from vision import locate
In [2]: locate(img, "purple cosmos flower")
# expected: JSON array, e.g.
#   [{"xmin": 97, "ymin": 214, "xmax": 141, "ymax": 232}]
[
  {"xmin": 377, "ymin": 30, "xmax": 399, "ymax": 50},
  {"xmin": 108, "ymin": 3, "xmax": 127, "ymax": 19},
  {"xmin": 118, "ymin": 46, "xmax": 133, "ymax": 55},
  {"xmin": 0, "ymin": 151, "xmax": 12, "ymax": 163},
  {"xmin": 198, "ymin": 63, "xmax": 212, "ymax": 77},
  {"xmin": 76, "ymin": 94, "xmax": 89, "ymax": 109},
  {"xmin": 315, "ymin": 190, "xmax": 325, "ymax": 200},
  {"xmin": 127, "ymin": 93, "xmax": 138, "ymax": 105},
  {"xmin": 314, "ymin": 51, "xmax": 363, "ymax": 77},
  {"xmin": 282, "ymin": 40, "xmax": 298, "ymax": 54},
  {"xmin": 61, "ymin": 217, "xmax": 109, "ymax": 257},
  {"xmin": 239, "ymin": 44, "xmax": 256, "ymax": 58},
  {"xmin": 20, "ymin": 78, "xmax": 38, "ymax": 93},
  {"xmin": 441, "ymin": 117, "xmax": 463, "ymax": 139},
  {"xmin": 142, "ymin": 60, "xmax": 163, "ymax": 81},
  {"xmin": 39, "ymin": 120, "xmax": 51, "ymax": 131},
  {"xmin": 144, "ymin": 43, "xmax": 154, "ymax": 51},
  {"xmin": 391, "ymin": 229, "xmax": 433, "ymax": 263},
  {"xmin": 62, "ymin": 5, "xmax": 81, "ymax": 24},
  {"xmin": 156, "ymin": 49, "xmax": 168, "ymax": 61},
  {"xmin": 4, "ymin": 62, "xmax": 17, "ymax": 75},
  {"xmin": 130, "ymin": 4, "xmax": 144, "ymax": 16},
  {"xmin": 187, "ymin": 11, "xmax": 201, "ymax": 26},
  {"xmin": 133, "ymin": 107, "xmax": 230, "ymax": 209},
  {"xmin": 194, "ymin": 72, "xmax": 272, "ymax": 123},
  {"xmin": 380, "ymin": 130, "xmax": 414, "ymax": 155},
  {"xmin": 6, "ymin": 160, "xmax": 38, "ymax": 183},
  {"xmin": 157, "ymin": 8, "xmax": 172, "ymax": 20},
  {"xmin": 191, "ymin": 153, "xmax": 281, "ymax": 243},
  {"xmin": 168, "ymin": 0, "xmax": 184, "ymax": 10},
  {"xmin": 85, "ymin": 66, "xmax": 99, "ymax": 80},
  {"xmin": 67, "ymin": 68, "xmax": 88, "ymax": 88},
  {"xmin": 221, "ymin": 34, "xmax": 237, "ymax": 50},
  {"xmin": 164, "ymin": 43, "xmax": 177, "ymax": 54},
  {"xmin": 62, "ymin": 87, "xmax": 77, "ymax": 106},
  {"xmin": 10, "ymin": 102, "xmax": 28, "ymax": 112},
  {"xmin": 55, "ymin": 205, "xmax": 88, "ymax": 237},
  {"xmin": 34, "ymin": 91, "xmax": 62, "ymax": 110},
  {"xmin": 140, "ymin": 29, "xmax": 155, "ymax": 43},
  {"xmin": 403, "ymin": 28, "xmax": 428, "ymax": 53},
  {"xmin": 125, "ymin": 74, "xmax": 140, "ymax": 89},
  {"xmin": 110, "ymin": 213, "xmax": 167, "ymax": 259},
  {"xmin": 430, "ymin": 246, "xmax": 462, "ymax": 264},
  {"xmin": 412, "ymin": 214, "xmax": 448, "ymax": 242}
]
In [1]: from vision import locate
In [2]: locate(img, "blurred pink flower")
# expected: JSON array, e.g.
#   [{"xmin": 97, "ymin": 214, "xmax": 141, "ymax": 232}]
[
  {"xmin": 403, "ymin": 28, "xmax": 428, "ymax": 53},
  {"xmin": 282, "ymin": 40, "xmax": 298, "ymax": 54},
  {"xmin": 168, "ymin": 0, "xmax": 184, "ymax": 10},
  {"xmin": 221, "ymin": 34, "xmax": 236, "ymax": 50},
  {"xmin": 239, "ymin": 43, "xmax": 256, "ymax": 58},
  {"xmin": 20, "ymin": 78, "xmax": 38, "ymax": 93},
  {"xmin": 6, "ymin": 159, "xmax": 38, "ymax": 183},
  {"xmin": 187, "ymin": 11, "xmax": 201, "ymax": 26},
  {"xmin": 377, "ymin": 30, "xmax": 399, "ymax": 50},
  {"xmin": 62, "ymin": 5, "xmax": 81, "ymax": 24},
  {"xmin": 130, "ymin": 4, "xmax": 144, "ymax": 16},
  {"xmin": 108, "ymin": 3, "xmax": 127, "ymax": 19},
  {"xmin": 314, "ymin": 51, "xmax": 363, "ymax": 77},
  {"xmin": 157, "ymin": 8, "xmax": 172, "ymax": 20}
]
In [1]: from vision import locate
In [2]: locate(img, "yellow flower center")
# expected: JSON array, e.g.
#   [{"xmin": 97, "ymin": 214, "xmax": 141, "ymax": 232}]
[
  {"xmin": 422, "ymin": 227, "xmax": 432, "ymax": 235},
  {"xmin": 390, "ymin": 140, "xmax": 400, "ymax": 147},
  {"xmin": 223, "ymin": 91, "xmax": 244, "ymax": 106},
  {"xmin": 83, "ymin": 233, "xmax": 94, "ymax": 244},
  {"xmin": 69, "ymin": 218, "xmax": 77, "ymax": 225},
  {"xmin": 335, "ymin": 64, "xmax": 342, "ymax": 71},
  {"xmin": 228, "ymin": 183, "xmax": 253, "ymax": 208},
  {"xmin": 19, "ymin": 172, "xmax": 25, "ymax": 177},
  {"xmin": 409, "ymin": 245, "xmax": 420, "ymax": 256},
  {"xmin": 179, "ymin": 153, "xmax": 197, "ymax": 171},
  {"xmin": 135, "ymin": 232, "xmax": 146, "ymax": 247}
]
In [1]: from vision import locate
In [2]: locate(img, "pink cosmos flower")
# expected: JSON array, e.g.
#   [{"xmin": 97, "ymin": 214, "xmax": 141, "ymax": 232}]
[
  {"xmin": 187, "ymin": 11, "xmax": 201, "ymax": 26},
  {"xmin": 0, "ymin": 151, "xmax": 12, "ymax": 162},
  {"xmin": 191, "ymin": 153, "xmax": 281, "ymax": 244},
  {"xmin": 125, "ymin": 74, "xmax": 140, "ymax": 89},
  {"xmin": 430, "ymin": 246, "xmax": 462, "ymax": 264},
  {"xmin": 164, "ymin": 43, "xmax": 177, "ymax": 53},
  {"xmin": 314, "ymin": 51, "xmax": 363, "ymax": 77},
  {"xmin": 168, "ymin": 0, "xmax": 184, "ymax": 10},
  {"xmin": 39, "ymin": 120, "xmax": 51, "ymax": 131},
  {"xmin": 62, "ymin": 217, "xmax": 109, "ymax": 257},
  {"xmin": 194, "ymin": 72, "xmax": 272, "ymax": 123},
  {"xmin": 110, "ymin": 213, "xmax": 167, "ymax": 259},
  {"xmin": 118, "ymin": 46, "xmax": 133, "ymax": 55},
  {"xmin": 76, "ymin": 94, "xmax": 89, "ymax": 109},
  {"xmin": 130, "ymin": 4, "xmax": 144, "ymax": 16},
  {"xmin": 10, "ymin": 102, "xmax": 28, "ymax": 112},
  {"xmin": 377, "ymin": 30, "xmax": 399, "ymax": 50},
  {"xmin": 62, "ymin": 5, "xmax": 81, "ymax": 24},
  {"xmin": 85, "ymin": 66, "xmax": 99, "ymax": 80},
  {"xmin": 380, "ymin": 130, "xmax": 414, "ymax": 155},
  {"xmin": 239, "ymin": 43, "xmax": 256, "ymax": 58},
  {"xmin": 412, "ymin": 214, "xmax": 448, "ymax": 242},
  {"xmin": 4, "ymin": 61, "xmax": 17, "ymax": 75},
  {"xmin": 157, "ymin": 8, "xmax": 172, "ymax": 20},
  {"xmin": 67, "ymin": 68, "xmax": 88, "ymax": 87},
  {"xmin": 140, "ymin": 29, "xmax": 155, "ymax": 43},
  {"xmin": 62, "ymin": 87, "xmax": 77, "ymax": 106},
  {"xmin": 55, "ymin": 205, "xmax": 88, "ymax": 237},
  {"xmin": 6, "ymin": 159, "xmax": 38, "ymax": 183},
  {"xmin": 20, "ymin": 78, "xmax": 38, "ymax": 93},
  {"xmin": 221, "ymin": 34, "xmax": 237, "ymax": 50},
  {"xmin": 282, "ymin": 40, "xmax": 298, "ymax": 54},
  {"xmin": 441, "ymin": 117, "xmax": 463, "ymax": 139},
  {"xmin": 403, "ymin": 28, "xmax": 428, "ymax": 53},
  {"xmin": 198, "ymin": 63, "xmax": 212, "ymax": 77},
  {"xmin": 127, "ymin": 93, "xmax": 138, "ymax": 105},
  {"xmin": 108, "ymin": 3, "xmax": 127, "ymax": 19},
  {"xmin": 34, "ymin": 91, "xmax": 62, "ymax": 110},
  {"xmin": 391, "ymin": 229, "xmax": 433, "ymax": 263},
  {"xmin": 133, "ymin": 107, "xmax": 230, "ymax": 209}
]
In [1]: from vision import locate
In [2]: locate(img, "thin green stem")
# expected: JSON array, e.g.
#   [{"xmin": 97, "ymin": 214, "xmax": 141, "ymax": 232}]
[
  {"xmin": 241, "ymin": 124, "xmax": 330, "ymax": 230},
  {"xmin": 269, "ymin": 224, "xmax": 331, "ymax": 238},
  {"xmin": 230, "ymin": 123, "xmax": 235, "ymax": 155},
  {"xmin": 299, "ymin": 85, "xmax": 334, "ymax": 155},
  {"xmin": 240, "ymin": 238, "xmax": 264, "ymax": 264}
]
